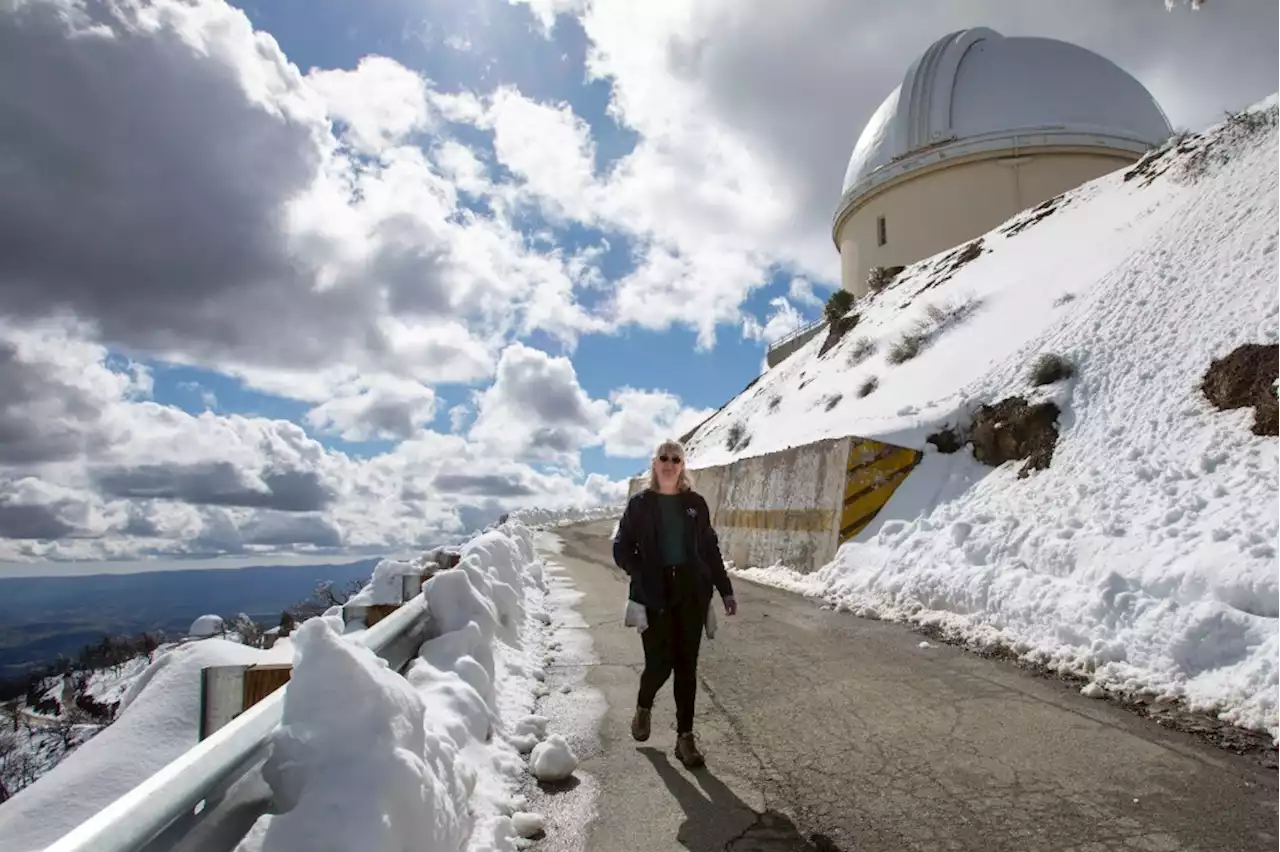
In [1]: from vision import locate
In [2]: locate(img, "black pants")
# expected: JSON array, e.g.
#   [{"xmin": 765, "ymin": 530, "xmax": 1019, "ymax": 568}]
[{"xmin": 637, "ymin": 565, "xmax": 705, "ymax": 734}]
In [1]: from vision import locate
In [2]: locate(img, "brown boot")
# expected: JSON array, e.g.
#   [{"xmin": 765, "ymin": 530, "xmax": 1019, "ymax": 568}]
[
  {"xmin": 674, "ymin": 732, "xmax": 704, "ymax": 768},
  {"xmin": 631, "ymin": 707, "xmax": 651, "ymax": 742}
]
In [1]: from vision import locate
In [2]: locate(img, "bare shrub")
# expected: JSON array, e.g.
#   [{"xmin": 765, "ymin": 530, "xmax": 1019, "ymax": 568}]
[
  {"xmin": 857, "ymin": 376, "xmax": 879, "ymax": 398},
  {"xmin": 886, "ymin": 332, "xmax": 926, "ymax": 365},
  {"xmin": 824, "ymin": 393, "xmax": 843, "ymax": 411},
  {"xmin": 847, "ymin": 337, "xmax": 876, "ymax": 366},
  {"xmin": 767, "ymin": 394, "xmax": 781, "ymax": 412},
  {"xmin": 1176, "ymin": 105, "xmax": 1278, "ymax": 183},
  {"xmin": 1052, "ymin": 292, "xmax": 1076, "ymax": 307},
  {"xmin": 866, "ymin": 265, "xmax": 905, "ymax": 293},
  {"xmin": 726, "ymin": 421, "xmax": 749, "ymax": 451},
  {"xmin": 1030, "ymin": 353, "xmax": 1076, "ymax": 386}
]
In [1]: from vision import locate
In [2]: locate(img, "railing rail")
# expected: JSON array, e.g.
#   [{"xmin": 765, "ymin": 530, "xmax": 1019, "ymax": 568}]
[
  {"xmin": 766, "ymin": 317, "xmax": 826, "ymax": 353},
  {"xmin": 43, "ymin": 597, "xmax": 433, "ymax": 852}
]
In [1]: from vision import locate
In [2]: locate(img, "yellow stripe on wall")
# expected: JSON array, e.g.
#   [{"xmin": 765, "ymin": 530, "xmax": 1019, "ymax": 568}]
[{"xmin": 717, "ymin": 508, "xmax": 836, "ymax": 533}]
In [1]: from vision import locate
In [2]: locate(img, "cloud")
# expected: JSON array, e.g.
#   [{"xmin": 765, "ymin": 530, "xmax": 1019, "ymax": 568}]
[
  {"xmin": 305, "ymin": 376, "xmax": 439, "ymax": 442},
  {"xmin": 742, "ymin": 297, "xmax": 805, "ymax": 346},
  {"xmin": 787, "ymin": 277, "xmax": 825, "ymax": 309},
  {"xmin": 307, "ymin": 56, "xmax": 434, "ymax": 155},
  {"xmin": 0, "ymin": 327, "xmax": 133, "ymax": 465},
  {"xmin": 598, "ymin": 389, "xmax": 714, "ymax": 457},
  {"xmin": 468, "ymin": 342, "xmax": 609, "ymax": 464},
  {"xmin": 0, "ymin": 0, "xmax": 615, "ymax": 407},
  {"xmin": 433, "ymin": 473, "xmax": 536, "ymax": 497},
  {"xmin": 0, "ymin": 501, "xmax": 76, "ymax": 541},
  {"xmin": 94, "ymin": 463, "xmax": 334, "ymax": 513},
  {"xmin": 0, "ymin": 319, "xmax": 626, "ymax": 563}
]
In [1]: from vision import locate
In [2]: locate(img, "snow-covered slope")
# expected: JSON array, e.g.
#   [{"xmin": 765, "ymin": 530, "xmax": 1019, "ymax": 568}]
[
  {"xmin": 701, "ymin": 99, "xmax": 1279, "ymax": 738},
  {"xmin": 1, "ymin": 639, "xmax": 268, "ymax": 849}
]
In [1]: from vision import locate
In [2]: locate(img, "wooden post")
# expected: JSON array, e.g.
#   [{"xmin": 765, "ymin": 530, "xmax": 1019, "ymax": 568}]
[
  {"xmin": 242, "ymin": 663, "xmax": 292, "ymax": 712},
  {"xmin": 365, "ymin": 604, "xmax": 402, "ymax": 627}
]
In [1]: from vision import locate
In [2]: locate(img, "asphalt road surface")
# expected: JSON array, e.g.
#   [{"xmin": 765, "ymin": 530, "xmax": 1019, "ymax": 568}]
[{"xmin": 531, "ymin": 519, "xmax": 1277, "ymax": 852}]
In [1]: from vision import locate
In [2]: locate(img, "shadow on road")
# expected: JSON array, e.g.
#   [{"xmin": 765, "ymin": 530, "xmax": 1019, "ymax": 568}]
[{"xmin": 638, "ymin": 747, "xmax": 840, "ymax": 852}]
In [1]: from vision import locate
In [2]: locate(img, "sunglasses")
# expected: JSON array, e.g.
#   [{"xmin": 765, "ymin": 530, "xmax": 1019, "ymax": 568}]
[{"xmin": 658, "ymin": 454, "xmax": 683, "ymax": 464}]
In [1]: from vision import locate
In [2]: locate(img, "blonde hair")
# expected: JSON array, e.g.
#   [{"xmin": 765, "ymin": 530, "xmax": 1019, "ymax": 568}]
[{"xmin": 646, "ymin": 439, "xmax": 694, "ymax": 493}]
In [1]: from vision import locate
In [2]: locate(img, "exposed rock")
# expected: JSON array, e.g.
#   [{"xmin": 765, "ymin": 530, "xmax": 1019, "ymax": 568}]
[
  {"xmin": 1201, "ymin": 342, "xmax": 1279, "ymax": 436},
  {"xmin": 926, "ymin": 426, "xmax": 964, "ymax": 454},
  {"xmin": 1001, "ymin": 195, "xmax": 1067, "ymax": 238},
  {"xmin": 968, "ymin": 397, "xmax": 1061, "ymax": 478},
  {"xmin": 818, "ymin": 313, "xmax": 860, "ymax": 358}
]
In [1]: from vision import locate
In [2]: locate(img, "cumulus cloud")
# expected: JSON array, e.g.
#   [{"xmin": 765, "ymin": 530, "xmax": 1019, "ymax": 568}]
[
  {"xmin": 598, "ymin": 389, "xmax": 715, "ymax": 457},
  {"xmin": 0, "ymin": 319, "xmax": 626, "ymax": 563},
  {"xmin": 0, "ymin": 0, "xmax": 613, "ymax": 404},
  {"xmin": 307, "ymin": 56, "xmax": 434, "ymax": 154},
  {"xmin": 305, "ymin": 376, "xmax": 439, "ymax": 442},
  {"xmin": 742, "ymin": 297, "xmax": 806, "ymax": 346},
  {"xmin": 468, "ymin": 343, "xmax": 609, "ymax": 464}
]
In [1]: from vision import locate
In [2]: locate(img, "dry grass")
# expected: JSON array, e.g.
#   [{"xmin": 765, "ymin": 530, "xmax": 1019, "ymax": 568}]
[
  {"xmin": 886, "ymin": 332, "xmax": 925, "ymax": 365},
  {"xmin": 847, "ymin": 337, "xmax": 876, "ymax": 366},
  {"xmin": 725, "ymin": 421, "xmax": 749, "ymax": 451},
  {"xmin": 1029, "ymin": 353, "xmax": 1076, "ymax": 386}
]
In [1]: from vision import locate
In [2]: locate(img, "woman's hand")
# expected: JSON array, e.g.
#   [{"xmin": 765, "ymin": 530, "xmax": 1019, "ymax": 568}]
[{"xmin": 723, "ymin": 596, "xmax": 738, "ymax": 616}]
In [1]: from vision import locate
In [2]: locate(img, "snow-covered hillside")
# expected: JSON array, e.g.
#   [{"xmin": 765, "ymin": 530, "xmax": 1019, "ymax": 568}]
[{"xmin": 696, "ymin": 99, "xmax": 1280, "ymax": 739}]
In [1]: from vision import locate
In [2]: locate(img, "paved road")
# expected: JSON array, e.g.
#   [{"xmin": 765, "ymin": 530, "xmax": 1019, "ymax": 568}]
[{"xmin": 534, "ymin": 519, "xmax": 1277, "ymax": 852}]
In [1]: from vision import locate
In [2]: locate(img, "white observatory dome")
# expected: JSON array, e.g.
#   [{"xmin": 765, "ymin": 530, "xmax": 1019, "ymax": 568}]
[{"xmin": 840, "ymin": 27, "xmax": 1172, "ymax": 202}]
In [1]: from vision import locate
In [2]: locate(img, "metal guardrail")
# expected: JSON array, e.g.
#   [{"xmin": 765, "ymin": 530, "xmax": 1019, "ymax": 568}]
[
  {"xmin": 43, "ymin": 597, "xmax": 433, "ymax": 852},
  {"xmin": 765, "ymin": 317, "xmax": 826, "ymax": 354}
]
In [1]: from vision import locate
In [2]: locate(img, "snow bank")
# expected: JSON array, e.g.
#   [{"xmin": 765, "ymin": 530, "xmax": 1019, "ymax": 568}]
[
  {"xmin": 511, "ymin": 504, "xmax": 623, "ymax": 528},
  {"xmin": 0, "ymin": 639, "xmax": 266, "ymax": 851},
  {"xmin": 236, "ymin": 615, "xmax": 473, "ymax": 852},
  {"xmin": 731, "ymin": 102, "xmax": 1280, "ymax": 738},
  {"xmin": 236, "ymin": 519, "xmax": 570, "ymax": 852},
  {"xmin": 346, "ymin": 557, "xmax": 418, "ymax": 607}
]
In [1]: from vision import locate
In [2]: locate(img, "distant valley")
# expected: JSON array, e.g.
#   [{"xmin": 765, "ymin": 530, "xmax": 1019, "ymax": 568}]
[{"xmin": 0, "ymin": 559, "xmax": 381, "ymax": 680}]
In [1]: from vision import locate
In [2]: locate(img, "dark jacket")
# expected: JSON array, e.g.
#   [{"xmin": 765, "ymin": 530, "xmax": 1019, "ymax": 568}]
[{"xmin": 612, "ymin": 489, "xmax": 734, "ymax": 615}]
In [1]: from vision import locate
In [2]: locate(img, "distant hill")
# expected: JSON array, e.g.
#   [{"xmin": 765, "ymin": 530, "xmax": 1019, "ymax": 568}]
[{"xmin": 0, "ymin": 558, "xmax": 380, "ymax": 680}]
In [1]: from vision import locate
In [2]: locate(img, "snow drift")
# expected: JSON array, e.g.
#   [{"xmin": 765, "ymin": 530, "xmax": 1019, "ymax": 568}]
[
  {"xmin": 704, "ymin": 100, "xmax": 1279, "ymax": 738},
  {"xmin": 236, "ymin": 519, "xmax": 565, "ymax": 852},
  {"xmin": 510, "ymin": 504, "xmax": 623, "ymax": 528}
]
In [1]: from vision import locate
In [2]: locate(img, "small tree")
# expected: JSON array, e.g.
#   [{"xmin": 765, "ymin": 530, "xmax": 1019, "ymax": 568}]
[
  {"xmin": 233, "ymin": 613, "xmax": 265, "ymax": 648},
  {"xmin": 823, "ymin": 289, "xmax": 855, "ymax": 325}
]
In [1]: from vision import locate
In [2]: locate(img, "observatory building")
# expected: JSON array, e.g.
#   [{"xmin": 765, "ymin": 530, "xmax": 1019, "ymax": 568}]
[{"xmin": 832, "ymin": 27, "xmax": 1173, "ymax": 297}]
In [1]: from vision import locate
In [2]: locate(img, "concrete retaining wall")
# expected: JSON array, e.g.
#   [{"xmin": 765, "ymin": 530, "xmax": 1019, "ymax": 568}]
[{"xmin": 626, "ymin": 434, "xmax": 922, "ymax": 574}]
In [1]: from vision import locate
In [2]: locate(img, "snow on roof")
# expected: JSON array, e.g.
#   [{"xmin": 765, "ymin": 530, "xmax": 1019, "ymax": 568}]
[
  {"xmin": 841, "ymin": 27, "xmax": 1172, "ymax": 199},
  {"xmin": 187, "ymin": 613, "xmax": 224, "ymax": 637},
  {"xmin": 710, "ymin": 101, "xmax": 1280, "ymax": 738}
]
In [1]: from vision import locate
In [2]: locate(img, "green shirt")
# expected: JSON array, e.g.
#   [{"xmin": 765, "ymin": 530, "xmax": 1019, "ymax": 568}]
[{"xmin": 657, "ymin": 493, "xmax": 687, "ymax": 566}]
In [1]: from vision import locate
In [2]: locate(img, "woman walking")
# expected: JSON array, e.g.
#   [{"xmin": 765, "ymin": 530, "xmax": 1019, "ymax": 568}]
[{"xmin": 612, "ymin": 439, "xmax": 738, "ymax": 768}]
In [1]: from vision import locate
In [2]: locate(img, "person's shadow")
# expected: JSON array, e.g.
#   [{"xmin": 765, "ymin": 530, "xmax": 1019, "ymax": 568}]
[{"xmin": 637, "ymin": 747, "xmax": 838, "ymax": 851}]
